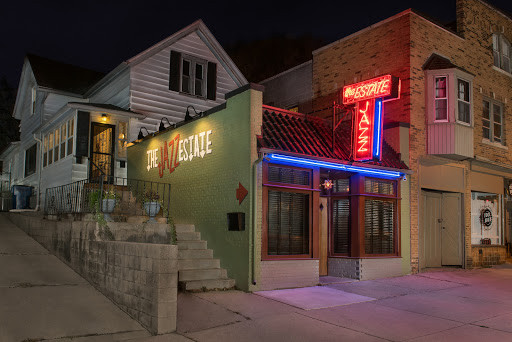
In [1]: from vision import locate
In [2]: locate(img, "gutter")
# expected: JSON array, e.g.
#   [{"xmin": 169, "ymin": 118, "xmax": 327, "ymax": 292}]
[{"xmin": 251, "ymin": 152, "xmax": 264, "ymax": 286}]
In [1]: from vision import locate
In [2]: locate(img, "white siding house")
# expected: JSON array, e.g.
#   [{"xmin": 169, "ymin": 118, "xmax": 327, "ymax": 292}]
[{"xmin": 1, "ymin": 19, "xmax": 247, "ymax": 210}]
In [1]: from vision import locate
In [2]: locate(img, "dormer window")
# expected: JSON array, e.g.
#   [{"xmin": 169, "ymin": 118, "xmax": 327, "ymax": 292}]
[
  {"xmin": 169, "ymin": 50, "xmax": 217, "ymax": 101},
  {"xmin": 493, "ymin": 34, "xmax": 511, "ymax": 73}
]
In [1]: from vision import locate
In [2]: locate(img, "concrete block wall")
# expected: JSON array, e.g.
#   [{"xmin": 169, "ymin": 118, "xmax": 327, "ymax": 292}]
[
  {"xmin": 8, "ymin": 213, "xmax": 177, "ymax": 335},
  {"xmin": 259, "ymin": 260, "xmax": 319, "ymax": 290},
  {"xmin": 328, "ymin": 258, "xmax": 360, "ymax": 279}
]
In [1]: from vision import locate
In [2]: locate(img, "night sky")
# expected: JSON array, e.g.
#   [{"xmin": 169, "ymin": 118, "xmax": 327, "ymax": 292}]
[{"xmin": 2, "ymin": 0, "xmax": 512, "ymax": 87}]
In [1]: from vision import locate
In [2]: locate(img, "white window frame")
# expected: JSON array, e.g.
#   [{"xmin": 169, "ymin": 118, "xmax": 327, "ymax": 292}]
[
  {"xmin": 471, "ymin": 191, "xmax": 503, "ymax": 245},
  {"xmin": 434, "ymin": 76, "xmax": 448, "ymax": 122},
  {"xmin": 483, "ymin": 99, "xmax": 504, "ymax": 145},
  {"xmin": 493, "ymin": 33, "xmax": 511, "ymax": 74},
  {"xmin": 31, "ymin": 87, "xmax": 36, "ymax": 116},
  {"xmin": 180, "ymin": 54, "xmax": 207, "ymax": 98},
  {"xmin": 456, "ymin": 78, "xmax": 471, "ymax": 125}
]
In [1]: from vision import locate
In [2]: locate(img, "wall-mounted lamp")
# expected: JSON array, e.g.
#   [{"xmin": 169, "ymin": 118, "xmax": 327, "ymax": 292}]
[
  {"xmin": 159, "ymin": 117, "xmax": 172, "ymax": 132},
  {"xmin": 101, "ymin": 113, "xmax": 108, "ymax": 122},
  {"xmin": 137, "ymin": 127, "xmax": 150, "ymax": 140},
  {"xmin": 185, "ymin": 105, "xmax": 203, "ymax": 122}
]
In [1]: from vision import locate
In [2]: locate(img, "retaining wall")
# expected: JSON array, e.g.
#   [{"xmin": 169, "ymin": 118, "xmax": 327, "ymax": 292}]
[{"xmin": 8, "ymin": 213, "xmax": 177, "ymax": 334}]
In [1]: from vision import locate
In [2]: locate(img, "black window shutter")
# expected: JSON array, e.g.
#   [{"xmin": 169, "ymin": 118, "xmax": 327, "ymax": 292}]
[
  {"xmin": 169, "ymin": 51, "xmax": 181, "ymax": 92},
  {"xmin": 75, "ymin": 111, "xmax": 90, "ymax": 157},
  {"xmin": 207, "ymin": 62, "xmax": 217, "ymax": 100}
]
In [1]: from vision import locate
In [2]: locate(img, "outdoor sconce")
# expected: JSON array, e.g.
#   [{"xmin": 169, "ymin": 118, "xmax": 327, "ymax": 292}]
[
  {"xmin": 101, "ymin": 113, "xmax": 108, "ymax": 122},
  {"xmin": 137, "ymin": 127, "xmax": 150, "ymax": 140},
  {"xmin": 159, "ymin": 117, "xmax": 172, "ymax": 132},
  {"xmin": 185, "ymin": 105, "xmax": 202, "ymax": 122}
]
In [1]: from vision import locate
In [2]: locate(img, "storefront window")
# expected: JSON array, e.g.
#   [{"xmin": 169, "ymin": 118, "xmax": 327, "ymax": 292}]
[
  {"xmin": 365, "ymin": 199, "xmax": 395, "ymax": 254},
  {"xmin": 267, "ymin": 190, "xmax": 310, "ymax": 256},
  {"xmin": 471, "ymin": 191, "xmax": 502, "ymax": 245}
]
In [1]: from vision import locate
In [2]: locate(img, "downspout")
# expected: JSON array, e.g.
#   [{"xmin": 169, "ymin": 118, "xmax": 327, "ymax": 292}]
[
  {"xmin": 251, "ymin": 152, "xmax": 264, "ymax": 286},
  {"xmin": 33, "ymin": 133, "xmax": 43, "ymax": 211}
]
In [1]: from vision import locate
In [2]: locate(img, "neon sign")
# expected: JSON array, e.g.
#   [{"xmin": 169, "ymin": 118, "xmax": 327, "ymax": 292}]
[{"xmin": 342, "ymin": 75, "xmax": 399, "ymax": 105}]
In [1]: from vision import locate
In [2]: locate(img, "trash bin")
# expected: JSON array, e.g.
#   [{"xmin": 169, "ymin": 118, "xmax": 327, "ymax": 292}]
[
  {"xmin": 0, "ymin": 191, "xmax": 12, "ymax": 211},
  {"xmin": 12, "ymin": 185, "xmax": 33, "ymax": 209}
]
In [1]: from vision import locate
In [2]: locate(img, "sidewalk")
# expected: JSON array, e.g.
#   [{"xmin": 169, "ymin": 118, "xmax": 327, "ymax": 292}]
[{"xmin": 2, "ymin": 212, "xmax": 512, "ymax": 341}]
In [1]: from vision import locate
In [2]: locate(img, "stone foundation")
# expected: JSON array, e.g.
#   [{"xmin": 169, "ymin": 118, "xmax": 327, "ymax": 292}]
[{"xmin": 470, "ymin": 245, "xmax": 507, "ymax": 268}]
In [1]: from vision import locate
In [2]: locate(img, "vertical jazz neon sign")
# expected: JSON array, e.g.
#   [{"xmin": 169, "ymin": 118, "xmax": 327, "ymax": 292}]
[{"xmin": 344, "ymin": 75, "xmax": 399, "ymax": 162}]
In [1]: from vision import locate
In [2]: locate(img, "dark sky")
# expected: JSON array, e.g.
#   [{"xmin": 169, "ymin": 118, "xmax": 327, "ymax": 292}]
[{"xmin": 2, "ymin": 0, "xmax": 512, "ymax": 87}]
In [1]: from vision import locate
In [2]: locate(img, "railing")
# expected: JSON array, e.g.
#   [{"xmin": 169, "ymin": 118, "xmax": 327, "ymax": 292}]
[{"xmin": 44, "ymin": 175, "xmax": 171, "ymax": 221}]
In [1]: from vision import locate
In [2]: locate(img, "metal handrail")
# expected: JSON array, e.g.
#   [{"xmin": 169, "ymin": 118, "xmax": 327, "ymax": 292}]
[{"xmin": 44, "ymin": 175, "xmax": 171, "ymax": 222}]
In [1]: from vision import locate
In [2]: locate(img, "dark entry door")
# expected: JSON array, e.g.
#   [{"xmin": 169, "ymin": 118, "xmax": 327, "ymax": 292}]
[{"xmin": 90, "ymin": 123, "xmax": 115, "ymax": 180}]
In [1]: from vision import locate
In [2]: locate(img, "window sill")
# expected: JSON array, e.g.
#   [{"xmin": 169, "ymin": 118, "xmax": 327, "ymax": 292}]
[
  {"xmin": 481, "ymin": 139, "xmax": 508, "ymax": 150},
  {"xmin": 492, "ymin": 65, "xmax": 512, "ymax": 78}
]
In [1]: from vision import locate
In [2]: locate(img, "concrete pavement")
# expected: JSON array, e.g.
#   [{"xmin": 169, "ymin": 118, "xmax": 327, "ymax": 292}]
[{"xmin": 2, "ymin": 212, "xmax": 512, "ymax": 341}]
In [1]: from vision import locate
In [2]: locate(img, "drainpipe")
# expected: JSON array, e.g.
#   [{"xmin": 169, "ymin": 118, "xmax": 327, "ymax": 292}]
[
  {"xmin": 251, "ymin": 152, "xmax": 264, "ymax": 286},
  {"xmin": 33, "ymin": 133, "xmax": 43, "ymax": 211}
]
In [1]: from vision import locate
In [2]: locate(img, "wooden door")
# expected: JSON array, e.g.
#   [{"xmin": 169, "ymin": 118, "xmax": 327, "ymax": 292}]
[
  {"xmin": 423, "ymin": 191, "xmax": 442, "ymax": 267},
  {"xmin": 441, "ymin": 193, "xmax": 462, "ymax": 266}
]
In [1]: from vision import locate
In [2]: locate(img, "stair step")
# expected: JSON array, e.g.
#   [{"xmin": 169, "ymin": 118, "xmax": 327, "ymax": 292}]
[
  {"xmin": 175, "ymin": 224, "xmax": 195, "ymax": 233},
  {"xmin": 126, "ymin": 216, "xmax": 167, "ymax": 224},
  {"xmin": 177, "ymin": 232, "xmax": 200, "ymax": 241},
  {"xmin": 178, "ymin": 249, "xmax": 214, "ymax": 259},
  {"xmin": 179, "ymin": 258, "xmax": 220, "ymax": 270},
  {"xmin": 177, "ymin": 240, "xmax": 207, "ymax": 250},
  {"xmin": 180, "ymin": 278, "xmax": 235, "ymax": 291},
  {"xmin": 179, "ymin": 268, "xmax": 227, "ymax": 281}
]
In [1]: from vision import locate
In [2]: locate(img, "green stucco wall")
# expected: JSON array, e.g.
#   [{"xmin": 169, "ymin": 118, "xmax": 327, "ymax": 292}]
[{"xmin": 128, "ymin": 88, "xmax": 262, "ymax": 291}]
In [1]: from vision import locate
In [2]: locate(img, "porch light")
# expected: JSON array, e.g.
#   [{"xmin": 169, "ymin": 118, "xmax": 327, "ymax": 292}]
[
  {"xmin": 137, "ymin": 127, "xmax": 150, "ymax": 140},
  {"xmin": 185, "ymin": 105, "xmax": 202, "ymax": 121},
  {"xmin": 159, "ymin": 117, "xmax": 172, "ymax": 132},
  {"xmin": 101, "ymin": 113, "xmax": 108, "ymax": 122},
  {"xmin": 268, "ymin": 153, "xmax": 403, "ymax": 179}
]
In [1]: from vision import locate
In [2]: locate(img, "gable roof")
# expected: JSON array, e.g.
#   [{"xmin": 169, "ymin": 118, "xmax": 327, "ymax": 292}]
[
  {"xmin": 126, "ymin": 19, "xmax": 247, "ymax": 87},
  {"xmin": 258, "ymin": 106, "xmax": 408, "ymax": 171},
  {"xmin": 27, "ymin": 54, "xmax": 105, "ymax": 95},
  {"xmin": 422, "ymin": 53, "xmax": 473, "ymax": 75}
]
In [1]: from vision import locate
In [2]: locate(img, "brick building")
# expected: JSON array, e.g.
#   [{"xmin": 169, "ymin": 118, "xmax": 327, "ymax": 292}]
[{"xmin": 263, "ymin": 0, "xmax": 512, "ymax": 274}]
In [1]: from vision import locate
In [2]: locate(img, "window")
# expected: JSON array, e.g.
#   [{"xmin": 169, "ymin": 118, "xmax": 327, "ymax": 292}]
[
  {"xmin": 483, "ymin": 100, "xmax": 503, "ymax": 144},
  {"xmin": 263, "ymin": 164, "xmax": 315, "ymax": 259},
  {"xmin": 169, "ymin": 51, "xmax": 217, "ymax": 100},
  {"xmin": 435, "ymin": 77, "xmax": 448, "ymax": 121},
  {"xmin": 60, "ymin": 123, "xmax": 67, "ymax": 159},
  {"xmin": 24, "ymin": 144, "xmax": 37, "ymax": 177},
  {"xmin": 493, "ymin": 34, "xmax": 511, "ymax": 73},
  {"xmin": 267, "ymin": 190, "xmax": 310, "ymax": 256},
  {"xmin": 117, "ymin": 121, "xmax": 128, "ymax": 159},
  {"xmin": 54, "ymin": 128, "xmax": 60, "ymax": 162},
  {"xmin": 471, "ymin": 191, "xmax": 502, "ymax": 245},
  {"xmin": 67, "ymin": 118, "xmax": 74, "ymax": 156},
  {"xmin": 457, "ymin": 79, "xmax": 471, "ymax": 124},
  {"xmin": 48, "ymin": 133, "xmax": 53, "ymax": 165},
  {"xmin": 31, "ymin": 87, "xmax": 36, "ymax": 116},
  {"xmin": 43, "ymin": 136, "xmax": 48, "ymax": 167},
  {"xmin": 328, "ymin": 174, "xmax": 398, "ymax": 257}
]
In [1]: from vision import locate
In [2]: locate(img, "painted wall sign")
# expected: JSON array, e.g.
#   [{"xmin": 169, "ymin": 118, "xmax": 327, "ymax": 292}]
[
  {"xmin": 146, "ymin": 129, "xmax": 213, "ymax": 177},
  {"xmin": 342, "ymin": 75, "xmax": 399, "ymax": 104}
]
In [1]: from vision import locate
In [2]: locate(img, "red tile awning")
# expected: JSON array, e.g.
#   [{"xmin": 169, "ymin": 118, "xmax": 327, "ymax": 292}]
[{"xmin": 258, "ymin": 106, "xmax": 409, "ymax": 170}]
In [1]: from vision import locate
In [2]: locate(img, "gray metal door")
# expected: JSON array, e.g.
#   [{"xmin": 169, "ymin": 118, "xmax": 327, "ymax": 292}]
[
  {"xmin": 441, "ymin": 193, "xmax": 462, "ymax": 265},
  {"xmin": 423, "ymin": 191, "xmax": 442, "ymax": 267},
  {"xmin": 422, "ymin": 191, "xmax": 462, "ymax": 267}
]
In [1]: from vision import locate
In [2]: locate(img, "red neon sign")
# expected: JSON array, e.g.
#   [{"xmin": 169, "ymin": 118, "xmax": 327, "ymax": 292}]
[
  {"xmin": 343, "ymin": 75, "xmax": 393, "ymax": 104},
  {"xmin": 353, "ymin": 99, "xmax": 375, "ymax": 161}
]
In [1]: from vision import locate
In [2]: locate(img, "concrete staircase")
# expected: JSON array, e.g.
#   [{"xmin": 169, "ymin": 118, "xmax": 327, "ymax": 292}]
[{"xmin": 176, "ymin": 224, "xmax": 235, "ymax": 291}]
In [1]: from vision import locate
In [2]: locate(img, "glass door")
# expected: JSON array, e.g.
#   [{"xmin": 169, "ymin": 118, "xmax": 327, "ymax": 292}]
[{"xmin": 90, "ymin": 123, "xmax": 115, "ymax": 180}]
